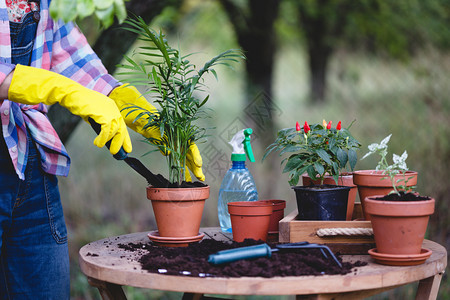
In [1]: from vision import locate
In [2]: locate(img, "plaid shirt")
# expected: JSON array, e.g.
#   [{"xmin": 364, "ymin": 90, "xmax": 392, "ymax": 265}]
[{"xmin": 0, "ymin": 0, "xmax": 119, "ymax": 179}]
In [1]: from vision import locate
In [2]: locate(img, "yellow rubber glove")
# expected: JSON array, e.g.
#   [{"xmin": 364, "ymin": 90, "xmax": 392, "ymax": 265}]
[
  {"xmin": 109, "ymin": 84, "xmax": 205, "ymax": 181},
  {"xmin": 8, "ymin": 65, "xmax": 132, "ymax": 155},
  {"xmin": 186, "ymin": 143, "xmax": 205, "ymax": 181}
]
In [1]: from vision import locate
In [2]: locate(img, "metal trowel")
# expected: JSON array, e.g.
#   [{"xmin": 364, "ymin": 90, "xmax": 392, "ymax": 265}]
[{"xmin": 88, "ymin": 118, "xmax": 166, "ymax": 187}]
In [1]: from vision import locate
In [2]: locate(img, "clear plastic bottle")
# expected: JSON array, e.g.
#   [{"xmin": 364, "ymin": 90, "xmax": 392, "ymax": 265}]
[{"xmin": 217, "ymin": 128, "xmax": 258, "ymax": 232}]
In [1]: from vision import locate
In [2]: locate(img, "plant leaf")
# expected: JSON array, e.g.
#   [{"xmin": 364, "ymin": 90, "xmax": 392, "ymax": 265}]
[
  {"xmin": 280, "ymin": 145, "xmax": 302, "ymax": 155},
  {"xmin": 50, "ymin": 0, "xmax": 77, "ymax": 22},
  {"xmin": 283, "ymin": 156, "xmax": 303, "ymax": 173},
  {"xmin": 348, "ymin": 149, "xmax": 358, "ymax": 170},
  {"xmin": 315, "ymin": 149, "xmax": 332, "ymax": 165},
  {"xmin": 113, "ymin": 0, "xmax": 127, "ymax": 23},
  {"xmin": 314, "ymin": 162, "xmax": 325, "ymax": 175},
  {"xmin": 306, "ymin": 165, "xmax": 317, "ymax": 181},
  {"xmin": 337, "ymin": 148, "xmax": 348, "ymax": 168},
  {"xmin": 95, "ymin": 5, "xmax": 115, "ymax": 28},
  {"xmin": 77, "ymin": 0, "xmax": 95, "ymax": 18},
  {"xmin": 93, "ymin": 0, "xmax": 113, "ymax": 10}
]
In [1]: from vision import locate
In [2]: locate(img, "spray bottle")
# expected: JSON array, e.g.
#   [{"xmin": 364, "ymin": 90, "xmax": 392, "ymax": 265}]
[{"xmin": 218, "ymin": 128, "xmax": 258, "ymax": 233}]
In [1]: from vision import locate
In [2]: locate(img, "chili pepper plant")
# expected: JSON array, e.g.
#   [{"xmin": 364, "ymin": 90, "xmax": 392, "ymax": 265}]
[
  {"xmin": 263, "ymin": 120, "xmax": 361, "ymax": 186},
  {"xmin": 118, "ymin": 16, "xmax": 244, "ymax": 185}
]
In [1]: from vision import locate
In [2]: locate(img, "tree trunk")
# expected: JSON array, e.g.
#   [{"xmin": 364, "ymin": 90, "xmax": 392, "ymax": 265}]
[
  {"xmin": 298, "ymin": 5, "xmax": 332, "ymax": 103},
  {"xmin": 307, "ymin": 39, "xmax": 332, "ymax": 103},
  {"xmin": 219, "ymin": 0, "xmax": 281, "ymax": 147},
  {"xmin": 297, "ymin": 0, "xmax": 349, "ymax": 103},
  {"xmin": 47, "ymin": 0, "xmax": 181, "ymax": 144},
  {"xmin": 219, "ymin": 0, "xmax": 281, "ymax": 199}
]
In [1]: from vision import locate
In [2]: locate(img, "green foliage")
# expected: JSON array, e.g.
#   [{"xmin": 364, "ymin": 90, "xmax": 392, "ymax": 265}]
[
  {"xmin": 49, "ymin": 0, "xmax": 127, "ymax": 28},
  {"xmin": 118, "ymin": 16, "xmax": 244, "ymax": 184},
  {"xmin": 263, "ymin": 121, "xmax": 361, "ymax": 186},
  {"xmin": 362, "ymin": 134, "xmax": 416, "ymax": 195},
  {"xmin": 295, "ymin": 0, "xmax": 450, "ymax": 60}
]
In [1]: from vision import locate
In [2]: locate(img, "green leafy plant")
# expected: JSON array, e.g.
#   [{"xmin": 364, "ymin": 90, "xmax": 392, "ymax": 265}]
[
  {"xmin": 50, "ymin": 0, "xmax": 127, "ymax": 28},
  {"xmin": 118, "ymin": 16, "xmax": 244, "ymax": 185},
  {"xmin": 263, "ymin": 120, "xmax": 361, "ymax": 186},
  {"xmin": 361, "ymin": 134, "xmax": 415, "ymax": 195}
]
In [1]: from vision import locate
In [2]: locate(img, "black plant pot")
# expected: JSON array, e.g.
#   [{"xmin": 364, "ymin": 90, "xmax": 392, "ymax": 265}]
[{"xmin": 292, "ymin": 185, "xmax": 350, "ymax": 221}]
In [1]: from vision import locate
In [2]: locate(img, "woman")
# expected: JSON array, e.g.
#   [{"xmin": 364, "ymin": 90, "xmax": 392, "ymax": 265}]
[{"xmin": 0, "ymin": 0, "xmax": 203, "ymax": 298}]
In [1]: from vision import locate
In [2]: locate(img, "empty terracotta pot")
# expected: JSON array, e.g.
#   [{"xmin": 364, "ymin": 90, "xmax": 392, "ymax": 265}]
[
  {"xmin": 228, "ymin": 201, "xmax": 273, "ymax": 242},
  {"xmin": 258, "ymin": 200, "xmax": 286, "ymax": 234},
  {"xmin": 147, "ymin": 186, "xmax": 209, "ymax": 238},
  {"xmin": 353, "ymin": 170, "xmax": 418, "ymax": 220}
]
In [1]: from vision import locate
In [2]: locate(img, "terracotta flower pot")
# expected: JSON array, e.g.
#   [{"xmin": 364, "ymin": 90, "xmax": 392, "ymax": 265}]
[
  {"xmin": 364, "ymin": 196, "xmax": 435, "ymax": 255},
  {"xmin": 146, "ymin": 186, "xmax": 209, "ymax": 238},
  {"xmin": 228, "ymin": 201, "xmax": 273, "ymax": 242},
  {"xmin": 258, "ymin": 200, "xmax": 286, "ymax": 234},
  {"xmin": 302, "ymin": 173, "xmax": 357, "ymax": 220},
  {"xmin": 353, "ymin": 170, "xmax": 418, "ymax": 220}
]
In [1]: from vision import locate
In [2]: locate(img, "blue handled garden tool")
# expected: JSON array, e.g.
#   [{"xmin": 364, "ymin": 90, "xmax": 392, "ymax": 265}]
[
  {"xmin": 88, "ymin": 118, "xmax": 167, "ymax": 187},
  {"xmin": 208, "ymin": 242, "xmax": 342, "ymax": 268}
]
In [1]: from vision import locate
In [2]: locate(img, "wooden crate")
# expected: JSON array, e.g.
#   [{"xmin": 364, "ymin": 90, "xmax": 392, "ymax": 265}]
[{"xmin": 278, "ymin": 203, "xmax": 375, "ymax": 254}]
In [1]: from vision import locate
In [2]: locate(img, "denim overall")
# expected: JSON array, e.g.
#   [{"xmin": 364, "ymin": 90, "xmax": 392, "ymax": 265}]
[{"xmin": 0, "ymin": 5, "xmax": 70, "ymax": 299}]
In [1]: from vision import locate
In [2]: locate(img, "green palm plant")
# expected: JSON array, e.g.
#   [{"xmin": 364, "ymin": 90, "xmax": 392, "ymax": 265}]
[{"xmin": 118, "ymin": 16, "xmax": 244, "ymax": 185}]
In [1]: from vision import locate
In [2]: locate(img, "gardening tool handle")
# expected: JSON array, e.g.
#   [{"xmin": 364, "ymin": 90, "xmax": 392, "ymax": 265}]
[
  {"xmin": 208, "ymin": 244, "xmax": 272, "ymax": 265},
  {"xmin": 88, "ymin": 118, "xmax": 128, "ymax": 160}
]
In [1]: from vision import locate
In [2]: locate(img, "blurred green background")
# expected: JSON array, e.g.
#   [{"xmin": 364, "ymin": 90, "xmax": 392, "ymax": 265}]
[{"xmin": 62, "ymin": 1, "xmax": 449, "ymax": 299}]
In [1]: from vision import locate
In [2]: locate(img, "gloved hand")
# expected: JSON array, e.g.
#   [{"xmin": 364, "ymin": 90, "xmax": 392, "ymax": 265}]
[
  {"xmin": 109, "ymin": 84, "xmax": 205, "ymax": 181},
  {"xmin": 8, "ymin": 65, "xmax": 132, "ymax": 155},
  {"xmin": 185, "ymin": 142, "xmax": 205, "ymax": 181}
]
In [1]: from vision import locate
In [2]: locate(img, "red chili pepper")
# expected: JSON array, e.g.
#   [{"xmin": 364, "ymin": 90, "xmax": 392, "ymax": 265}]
[
  {"xmin": 336, "ymin": 121, "xmax": 342, "ymax": 130},
  {"xmin": 304, "ymin": 121, "xmax": 310, "ymax": 134},
  {"xmin": 327, "ymin": 121, "xmax": 332, "ymax": 130},
  {"xmin": 296, "ymin": 121, "xmax": 301, "ymax": 131}
]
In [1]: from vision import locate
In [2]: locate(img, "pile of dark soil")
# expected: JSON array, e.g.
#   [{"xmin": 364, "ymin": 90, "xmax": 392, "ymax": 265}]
[
  {"xmin": 375, "ymin": 192, "xmax": 431, "ymax": 202},
  {"xmin": 152, "ymin": 173, "xmax": 207, "ymax": 188},
  {"xmin": 118, "ymin": 239, "xmax": 366, "ymax": 278}
]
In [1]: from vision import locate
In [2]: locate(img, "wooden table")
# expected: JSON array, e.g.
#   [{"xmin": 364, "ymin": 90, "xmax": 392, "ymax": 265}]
[{"xmin": 78, "ymin": 228, "xmax": 447, "ymax": 300}]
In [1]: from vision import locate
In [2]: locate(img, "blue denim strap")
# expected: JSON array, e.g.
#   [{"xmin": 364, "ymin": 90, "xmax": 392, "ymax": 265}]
[{"xmin": 10, "ymin": 9, "xmax": 38, "ymax": 66}]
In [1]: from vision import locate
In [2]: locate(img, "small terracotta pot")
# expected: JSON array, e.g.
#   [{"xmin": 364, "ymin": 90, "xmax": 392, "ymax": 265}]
[
  {"xmin": 228, "ymin": 201, "xmax": 273, "ymax": 242},
  {"xmin": 302, "ymin": 173, "xmax": 357, "ymax": 220},
  {"xmin": 353, "ymin": 170, "xmax": 418, "ymax": 220},
  {"xmin": 364, "ymin": 196, "xmax": 434, "ymax": 255},
  {"xmin": 258, "ymin": 200, "xmax": 286, "ymax": 234},
  {"xmin": 147, "ymin": 186, "xmax": 209, "ymax": 238}
]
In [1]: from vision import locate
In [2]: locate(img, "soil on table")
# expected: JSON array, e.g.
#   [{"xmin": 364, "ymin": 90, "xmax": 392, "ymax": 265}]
[
  {"xmin": 375, "ymin": 192, "xmax": 431, "ymax": 202},
  {"xmin": 118, "ymin": 238, "xmax": 366, "ymax": 278}
]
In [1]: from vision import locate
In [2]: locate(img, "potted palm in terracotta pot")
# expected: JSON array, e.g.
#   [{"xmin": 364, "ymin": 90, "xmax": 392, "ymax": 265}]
[
  {"xmin": 118, "ymin": 17, "xmax": 243, "ymax": 245},
  {"xmin": 361, "ymin": 143, "xmax": 435, "ymax": 265},
  {"xmin": 263, "ymin": 120, "xmax": 361, "ymax": 221},
  {"xmin": 353, "ymin": 134, "xmax": 418, "ymax": 220}
]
